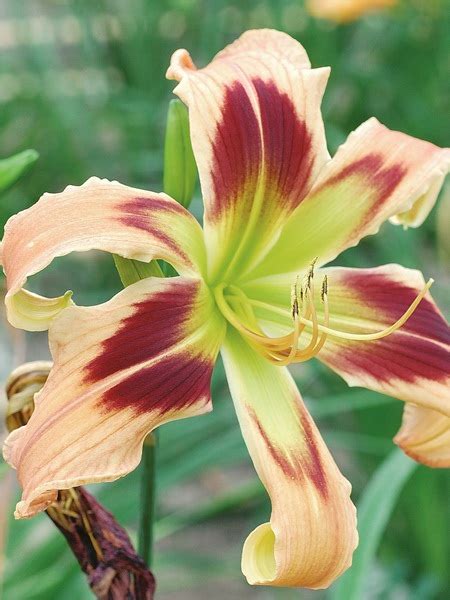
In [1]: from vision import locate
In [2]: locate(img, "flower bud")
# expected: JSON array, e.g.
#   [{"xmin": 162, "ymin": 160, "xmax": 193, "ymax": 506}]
[{"xmin": 163, "ymin": 99, "xmax": 197, "ymax": 208}]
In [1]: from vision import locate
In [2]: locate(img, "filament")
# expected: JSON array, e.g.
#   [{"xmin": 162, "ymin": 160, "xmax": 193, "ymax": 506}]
[
  {"xmin": 249, "ymin": 278, "xmax": 433, "ymax": 342},
  {"xmin": 214, "ymin": 265, "xmax": 433, "ymax": 367}
]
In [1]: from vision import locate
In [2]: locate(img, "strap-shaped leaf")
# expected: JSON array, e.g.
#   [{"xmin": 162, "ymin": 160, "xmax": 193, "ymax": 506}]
[{"xmin": 330, "ymin": 448, "xmax": 418, "ymax": 600}]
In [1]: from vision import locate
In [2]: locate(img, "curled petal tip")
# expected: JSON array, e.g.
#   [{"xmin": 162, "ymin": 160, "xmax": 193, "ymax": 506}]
[
  {"xmin": 223, "ymin": 332, "xmax": 358, "ymax": 589},
  {"xmin": 388, "ymin": 146, "xmax": 450, "ymax": 228},
  {"xmin": 394, "ymin": 404, "xmax": 450, "ymax": 468},
  {"xmin": 1, "ymin": 177, "xmax": 206, "ymax": 330},
  {"xmin": 14, "ymin": 492, "xmax": 57, "ymax": 520},
  {"xmin": 166, "ymin": 49, "xmax": 197, "ymax": 82}
]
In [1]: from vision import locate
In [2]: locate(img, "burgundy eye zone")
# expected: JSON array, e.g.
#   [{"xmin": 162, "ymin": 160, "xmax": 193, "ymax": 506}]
[
  {"xmin": 324, "ymin": 272, "xmax": 450, "ymax": 384},
  {"xmin": 118, "ymin": 196, "xmax": 191, "ymax": 263},
  {"xmin": 97, "ymin": 353, "xmax": 213, "ymax": 415},
  {"xmin": 84, "ymin": 281, "xmax": 215, "ymax": 415},
  {"xmin": 210, "ymin": 78, "xmax": 313, "ymax": 221}
]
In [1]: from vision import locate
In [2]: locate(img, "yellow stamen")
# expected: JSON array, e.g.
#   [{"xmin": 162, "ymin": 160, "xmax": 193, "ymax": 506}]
[
  {"xmin": 225, "ymin": 285, "xmax": 261, "ymax": 331},
  {"xmin": 290, "ymin": 285, "xmax": 320, "ymax": 362},
  {"xmin": 214, "ymin": 268, "xmax": 433, "ymax": 367},
  {"xmin": 296, "ymin": 277, "xmax": 434, "ymax": 342},
  {"xmin": 271, "ymin": 279, "xmax": 303, "ymax": 366},
  {"xmin": 313, "ymin": 277, "xmax": 329, "ymax": 355}
]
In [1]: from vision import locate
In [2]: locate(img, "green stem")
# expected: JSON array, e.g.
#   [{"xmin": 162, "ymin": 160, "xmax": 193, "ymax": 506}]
[
  {"xmin": 112, "ymin": 254, "xmax": 163, "ymax": 568},
  {"xmin": 111, "ymin": 97, "xmax": 196, "ymax": 569},
  {"xmin": 138, "ymin": 432, "xmax": 158, "ymax": 566}
]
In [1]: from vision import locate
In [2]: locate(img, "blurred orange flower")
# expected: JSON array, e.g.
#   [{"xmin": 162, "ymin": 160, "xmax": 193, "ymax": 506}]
[{"xmin": 307, "ymin": 0, "xmax": 397, "ymax": 22}]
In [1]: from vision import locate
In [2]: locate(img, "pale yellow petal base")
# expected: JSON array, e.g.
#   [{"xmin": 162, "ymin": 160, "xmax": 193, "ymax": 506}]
[
  {"xmin": 242, "ymin": 523, "xmax": 276, "ymax": 585},
  {"xmin": 222, "ymin": 330, "xmax": 358, "ymax": 589}
]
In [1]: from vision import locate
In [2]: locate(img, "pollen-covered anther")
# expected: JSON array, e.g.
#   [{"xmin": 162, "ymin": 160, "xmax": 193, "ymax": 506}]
[
  {"xmin": 291, "ymin": 275, "xmax": 300, "ymax": 318},
  {"xmin": 321, "ymin": 274, "xmax": 328, "ymax": 301}
]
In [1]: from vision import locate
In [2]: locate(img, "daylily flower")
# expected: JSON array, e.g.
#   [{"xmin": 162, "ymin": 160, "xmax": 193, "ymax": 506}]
[
  {"xmin": 1, "ymin": 30, "xmax": 450, "ymax": 589},
  {"xmin": 306, "ymin": 0, "xmax": 397, "ymax": 22}
]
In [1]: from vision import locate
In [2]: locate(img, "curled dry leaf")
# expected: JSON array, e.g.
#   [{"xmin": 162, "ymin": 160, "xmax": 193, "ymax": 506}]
[{"xmin": 5, "ymin": 361, "xmax": 155, "ymax": 600}]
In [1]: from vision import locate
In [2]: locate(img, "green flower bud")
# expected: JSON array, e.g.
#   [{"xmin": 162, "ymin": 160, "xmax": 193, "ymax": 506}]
[{"xmin": 163, "ymin": 99, "xmax": 197, "ymax": 208}]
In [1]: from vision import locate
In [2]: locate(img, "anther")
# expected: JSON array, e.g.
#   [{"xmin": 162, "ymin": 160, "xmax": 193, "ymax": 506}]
[
  {"xmin": 291, "ymin": 276, "xmax": 300, "ymax": 318},
  {"xmin": 309, "ymin": 256, "xmax": 318, "ymax": 275},
  {"xmin": 321, "ymin": 275, "xmax": 328, "ymax": 302},
  {"xmin": 306, "ymin": 257, "xmax": 318, "ymax": 289}
]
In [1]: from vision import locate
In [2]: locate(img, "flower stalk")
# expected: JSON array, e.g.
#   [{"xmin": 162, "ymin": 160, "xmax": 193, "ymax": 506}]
[
  {"xmin": 112, "ymin": 97, "xmax": 197, "ymax": 567},
  {"xmin": 112, "ymin": 255, "xmax": 161, "ymax": 568},
  {"xmin": 138, "ymin": 433, "xmax": 158, "ymax": 567}
]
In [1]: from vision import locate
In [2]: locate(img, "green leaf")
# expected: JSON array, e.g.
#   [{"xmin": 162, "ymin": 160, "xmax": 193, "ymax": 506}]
[
  {"xmin": 163, "ymin": 99, "xmax": 197, "ymax": 208},
  {"xmin": 330, "ymin": 448, "xmax": 418, "ymax": 600},
  {"xmin": 155, "ymin": 478, "xmax": 263, "ymax": 541},
  {"xmin": 0, "ymin": 150, "xmax": 39, "ymax": 194},
  {"xmin": 308, "ymin": 390, "xmax": 393, "ymax": 418}
]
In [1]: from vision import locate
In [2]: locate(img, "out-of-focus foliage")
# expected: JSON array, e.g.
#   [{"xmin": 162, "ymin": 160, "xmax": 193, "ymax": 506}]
[
  {"xmin": 331, "ymin": 448, "xmax": 418, "ymax": 600},
  {"xmin": 0, "ymin": 1, "xmax": 449, "ymax": 599},
  {"xmin": 0, "ymin": 150, "xmax": 38, "ymax": 195}
]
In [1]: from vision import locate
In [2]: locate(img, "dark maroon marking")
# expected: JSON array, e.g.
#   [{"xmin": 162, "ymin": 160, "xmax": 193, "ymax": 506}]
[
  {"xmin": 252, "ymin": 78, "xmax": 313, "ymax": 211},
  {"xmin": 249, "ymin": 406, "xmax": 328, "ymax": 499},
  {"xmin": 343, "ymin": 272, "xmax": 450, "ymax": 345},
  {"xmin": 84, "ymin": 281, "xmax": 199, "ymax": 383},
  {"xmin": 210, "ymin": 81, "xmax": 261, "ymax": 221},
  {"xmin": 210, "ymin": 79, "xmax": 314, "ymax": 222},
  {"xmin": 297, "ymin": 404, "xmax": 328, "ymax": 499},
  {"xmin": 325, "ymin": 331, "xmax": 449, "ymax": 384},
  {"xmin": 117, "ymin": 197, "xmax": 190, "ymax": 263},
  {"xmin": 98, "ymin": 352, "xmax": 213, "ymax": 416},
  {"xmin": 127, "ymin": 197, "xmax": 187, "ymax": 215},
  {"xmin": 325, "ymin": 154, "xmax": 405, "ymax": 193},
  {"xmin": 250, "ymin": 409, "xmax": 298, "ymax": 479}
]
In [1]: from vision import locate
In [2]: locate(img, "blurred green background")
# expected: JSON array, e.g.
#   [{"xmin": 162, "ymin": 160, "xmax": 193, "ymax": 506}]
[{"xmin": 0, "ymin": 1, "xmax": 449, "ymax": 599}]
